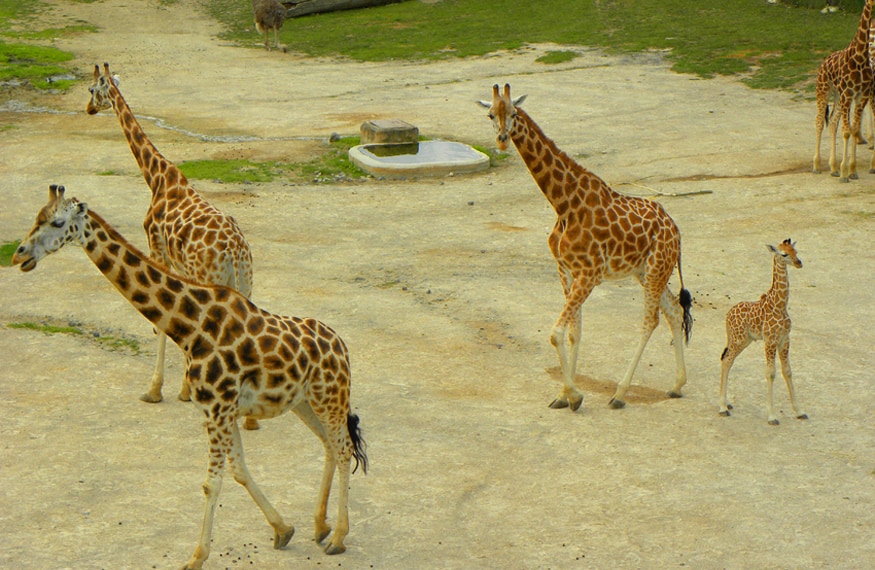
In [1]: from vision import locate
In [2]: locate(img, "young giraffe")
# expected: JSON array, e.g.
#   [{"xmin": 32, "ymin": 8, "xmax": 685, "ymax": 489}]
[
  {"xmin": 719, "ymin": 239, "xmax": 808, "ymax": 426},
  {"xmin": 86, "ymin": 63, "xmax": 261, "ymax": 430},
  {"xmin": 12, "ymin": 185, "xmax": 368, "ymax": 570},
  {"xmin": 479, "ymin": 84, "xmax": 693, "ymax": 412},
  {"xmin": 813, "ymin": 0, "xmax": 875, "ymax": 182}
]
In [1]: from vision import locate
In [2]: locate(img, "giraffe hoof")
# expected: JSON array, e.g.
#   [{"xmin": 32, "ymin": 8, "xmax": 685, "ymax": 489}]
[
  {"xmin": 325, "ymin": 542, "xmax": 346, "ymax": 555},
  {"xmin": 839, "ymin": 177, "xmax": 850, "ymax": 183},
  {"xmin": 719, "ymin": 410, "xmax": 731, "ymax": 417},
  {"xmin": 850, "ymin": 173, "xmax": 859, "ymax": 180},
  {"xmin": 177, "ymin": 392, "xmax": 191, "ymax": 402},
  {"xmin": 568, "ymin": 395, "xmax": 583, "ymax": 412},
  {"xmin": 831, "ymin": 171, "xmax": 840, "ymax": 177},
  {"xmin": 727, "ymin": 403, "xmax": 734, "ymax": 410},
  {"xmin": 666, "ymin": 390, "xmax": 683, "ymax": 399},
  {"xmin": 139, "ymin": 392, "xmax": 163, "ymax": 403},
  {"xmin": 315, "ymin": 524, "xmax": 331, "ymax": 544},
  {"xmin": 768, "ymin": 419, "xmax": 780, "ymax": 426},
  {"xmin": 242, "ymin": 417, "xmax": 261, "ymax": 430},
  {"xmin": 797, "ymin": 414, "xmax": 809, "ymax": 420},
  {"xmin": 549, "ymin": 398, "xmax": 569, "ymax": 409},
  {"xmin": 608, "ymin": 398, "xmax": 626, "ymax": 410},
  {"xmin": 274, "ymin": 526, "xmax": 295, "ymax": 549}
]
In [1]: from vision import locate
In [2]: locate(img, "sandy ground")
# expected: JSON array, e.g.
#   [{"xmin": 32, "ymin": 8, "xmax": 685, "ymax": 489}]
[{"xmin": 1, "ymin": 1, "xmax": 874, "ymax": 569}]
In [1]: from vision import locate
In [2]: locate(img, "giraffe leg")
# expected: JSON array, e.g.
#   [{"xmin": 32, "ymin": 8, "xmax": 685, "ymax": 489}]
[
  {"xmin": 813, "ymin": 90, "xmax": 827, "ymax": 173},
  {"xmin": 764, "ymin": 341, "xmax": 780, "ymax": 425},
  {"xmin": 226, "ymin": 423, "xmax": 295, "ymax": 548},
  {"xmin": 839, "ymin": 100, "xmax": 855, "ymax": 182},
  {"xmin": 293, "ymin": 403, "xmax": 335, "ymax": 544},
  {"xmin": 297, "ymin": 401, "xmax": 356, "ymax": 555},
  {"xmin": 549, "ymin": 287, "xmax": 588, "ymax": 412},
  {"xmin": 658, "ymin": 288, "xmax": 688, "ymax": 398},
  {"xmin": 829, "ymin": 102, "xmax": 840, "ymax": 177},
  {"xmin": 609, "ymin": 280, "xmax": 663, "ymax": 409},
  {"xmin": 719, "ymin": 339, "xmax": 749, "ymax": 416},
  {"xmin": 778, "ymin": 338, "xmax": 808, "ymax": 420},
  {"xmin": 140, "ymin": 331, "xmax": 167, "ymax": 403},
  {"xmin": 183, "ymin": 426, "xmax": 227, "ymax": 570}
]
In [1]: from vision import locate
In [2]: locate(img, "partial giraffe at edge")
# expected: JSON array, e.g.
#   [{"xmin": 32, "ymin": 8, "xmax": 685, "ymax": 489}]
[
  {"xmin": 479, "ymin": 83, "xmax": 693, "ymax": 413},
  {"xmin": 12, "ymin": 185, "xmax": 368, "ymax": 570},
  {"xmin": 719, "ymin": 239, "xmax": 808, "ymax": 426}
]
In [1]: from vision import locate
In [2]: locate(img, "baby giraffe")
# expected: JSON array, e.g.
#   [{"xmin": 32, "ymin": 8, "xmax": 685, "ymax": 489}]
[
  {"xmin": 13, "ymin": 185, "xmax": 368, "ymax": 570},
  {"xmin": 719, "ymin": 239, "xmax": 808, "ymax": 425}
]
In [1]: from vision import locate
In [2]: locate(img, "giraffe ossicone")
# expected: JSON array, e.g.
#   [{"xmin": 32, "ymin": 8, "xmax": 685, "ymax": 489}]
[
  {"xmin": 13, "ymin": 185, "xmax": 368, "ymax": 570},
  {"xmin": 87, "ymin": 62, "xmax": 262, "ymax": 430},
  {"xmin": 719, "ymin": 239, "xmax": 808, "ymax": 426},
  {"xmin": 480, "ymin": 83, "xmax": 693, "ymax": 413}
]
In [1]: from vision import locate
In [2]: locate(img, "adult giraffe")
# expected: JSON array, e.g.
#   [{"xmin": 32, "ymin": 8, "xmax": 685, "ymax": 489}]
[
  {"xmin": 479, "ymin": 83, "xmax": 693, "ymax": 412},
  {"xmin": 87, "ymin": 63, "xmax": 261, "ymax": 429}
]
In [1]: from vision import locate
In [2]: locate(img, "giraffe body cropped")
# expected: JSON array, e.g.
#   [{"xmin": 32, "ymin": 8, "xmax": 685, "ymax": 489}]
[
  {"xmin": 13, "ymin": 186, "xmax": 368, "ymax": 570},
  {"xmin": 719, "ymin": 239, "xmax": 808, "ymax": 426},
  {"xmin": 479, "ymin": 84, "xmax": 693, "ymax": 412},
  {"xmin": 87, "ymin": 63, "xmax": 261, "ymax": 429},
  {"xmin": 813, "ymin": 0, "xmax": 875, "ymax": 182}
]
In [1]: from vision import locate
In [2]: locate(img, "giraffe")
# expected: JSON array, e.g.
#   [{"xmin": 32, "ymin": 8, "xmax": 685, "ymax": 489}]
[
  {"xmin": 719, "ymin": 239, "xmax": 808, "ymax": 426},
  {"xmin": 12, "ymin": 185, "xmax": 368, "ymax": 570},
  {"xmin": 479, "ymin": 84, "xmax": 693, "ymax": 412},
  {"xmin": 86, "ymin": 63, "xmax": 261, "ymax": 430},
  {"xmin": 812, "ymin": 0, "xmax": 875, "ymax": 182}
]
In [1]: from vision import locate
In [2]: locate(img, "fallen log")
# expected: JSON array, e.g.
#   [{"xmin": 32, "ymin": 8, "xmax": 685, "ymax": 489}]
[{"xmin": 282, "ymin": 0, "xmax": 408, "ymax": 18}]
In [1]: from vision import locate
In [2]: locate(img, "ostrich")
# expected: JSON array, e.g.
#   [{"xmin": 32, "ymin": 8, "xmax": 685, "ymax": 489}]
[{"xmin": 252, "ymin": 0, "xmax": 287, "ymax": 51}]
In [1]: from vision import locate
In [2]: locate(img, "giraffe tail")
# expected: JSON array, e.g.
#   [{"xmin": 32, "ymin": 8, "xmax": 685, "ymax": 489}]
[
  {"xmin": 676, "ymin": 248, "xmax": 693, "ymax": 345},
  {"xmin": 347, "ymin": 413, "xmax": 369, "ymax": 475},
  {"xmin": 825, "ymin": 103, "xmax": 831, "ymax": 127}
]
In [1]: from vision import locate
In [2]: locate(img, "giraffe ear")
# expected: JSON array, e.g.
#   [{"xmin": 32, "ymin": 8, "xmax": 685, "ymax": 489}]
[
  {"xmin": 766, "ymin": 244, "xmax": 778, "ymax": 254},
  {"xmin": 111, "ymin": 75, "xmax": 120, "ymax": 87},
  {"xmin": 513, "ymin": 94, "xmax": 527, "ymax": 107},
  {"xmin": 477, "ymin": 100, "xmax": 491, "ymax": 108}
]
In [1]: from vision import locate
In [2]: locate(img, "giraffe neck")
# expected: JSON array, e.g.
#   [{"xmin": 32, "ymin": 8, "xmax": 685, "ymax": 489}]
[
  {"xmin": 851, "ymin": 0, "xmax": 873, "ymax": 54},
  {"xmin": 108, "ymin": 85, "xmax": 186, "ymax": 197},
  {"xmin": 77, "ymin": 209, "xmax": 210, "ymax": 347},
  {"xmin": 510, "ymin": 108, "xmax": 609, "ymax": 215},
  {"xmin": 765, "ymin": 256, "xmax": 790, "ymax": 312}
]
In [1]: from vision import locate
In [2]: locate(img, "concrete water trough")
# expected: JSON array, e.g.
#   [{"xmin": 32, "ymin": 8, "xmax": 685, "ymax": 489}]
[{"xmin": 349, "ymin": 119, "xmax": 490, "ymax": 178}]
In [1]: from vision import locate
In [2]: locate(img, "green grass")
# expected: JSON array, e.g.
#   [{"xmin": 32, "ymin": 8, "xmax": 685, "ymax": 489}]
[
  {"xmin": 7, "ymin": 320, "xmax": 142, "ymax": 353},
  {"xmin": 178, "ymin": 136, "xmax": 368, "ymax": 183},
  {"xmin": 536, "ymin": 50, "xmax": 579, "ymax": 65},
  {"xmin": 0, "ymin": 240, "xmax": 19, "ymax": 266},
  {"xmin": 206, "ymin": 0, "xmax": 866, "ymax": 95},
  {"xmin": 0, "ymin": 0, "xmax": 92, "ymax": 92},
  {"xmin": 8, "ymin": 321, "xmax": 83, "ymax": 335}
]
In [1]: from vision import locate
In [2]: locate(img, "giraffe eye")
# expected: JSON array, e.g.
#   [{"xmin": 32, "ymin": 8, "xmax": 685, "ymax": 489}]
[
  {"xmin": 50, "ymin": 219, "xmax": 65, "ymax": 228},
  {"xmin": 487, "ymin": 113, "xmax": 494, "ymax": 120}
]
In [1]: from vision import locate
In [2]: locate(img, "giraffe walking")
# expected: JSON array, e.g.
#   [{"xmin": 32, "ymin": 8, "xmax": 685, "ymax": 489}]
[
  {"xmin": 13, "ymin": 185, "xmax": 368, "ymax": 570},
  {"xmin": 719, "ymin": 239, "xmax": 808, "ymax": 426},
  {"xmin": 479, "ymin": 84, "xmax": 693, "ymax": 412},
  {"xmin": 813, "ymin": 0, "xmax": 875, "ymax": 182},
  {"xmin": 86, "ymin": 63, "xmax": 261, "ymax": 430}
]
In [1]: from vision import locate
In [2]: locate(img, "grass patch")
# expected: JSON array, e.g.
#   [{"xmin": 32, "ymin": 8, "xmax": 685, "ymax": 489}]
[
  {"xmin": 8, "ymin": 321, "xmax": 83, "ymax": 335},
  {"xmin": 206, "ymin": 0, "xmax": 866, "ymax": 95},
  {"xmin": 0, "ymin": 0, "xmax": 92, "ymax": 92},
  {"xmin": 0, "ymin": 240, "xmax": 19, "ymax": 266},
  {"xmin": 178, "ymin": 137, "xmax": 369, "ymax": 184},
  {"xmin": 7, "ymin": 320, "xmax": 142, "ymax": 353},
  {"xmin": 536, "ymin": 50, "xmax": 578, "ymax": 65}
]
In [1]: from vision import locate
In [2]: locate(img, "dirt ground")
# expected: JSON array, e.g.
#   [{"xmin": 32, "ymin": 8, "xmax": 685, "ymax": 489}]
[{"xmin": 1, "ymin": 1, "xmax": 874, "ymax": 569}]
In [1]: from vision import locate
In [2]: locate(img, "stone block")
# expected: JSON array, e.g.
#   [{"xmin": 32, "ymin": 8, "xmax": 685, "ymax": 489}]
[{"xmin": 360, "ymin": 119, "xmax": 419, "ymax": 144}]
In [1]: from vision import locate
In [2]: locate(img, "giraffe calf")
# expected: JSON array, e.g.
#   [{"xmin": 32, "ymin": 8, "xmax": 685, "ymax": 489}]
[{"xmin": 719, "ymin": 239, "xmax": 808, "ymax": 425}]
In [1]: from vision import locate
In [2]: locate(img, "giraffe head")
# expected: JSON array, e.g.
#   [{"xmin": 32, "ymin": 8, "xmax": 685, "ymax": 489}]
[
  {"xmin": 478, "ymin": 83, "xmax": 527, "ymax": 151},
  {"xmin": 86, "ymin": 63, "xmax": 119, "ymax": 115},
  {"xmin": 767, "ymin": 238, "xmax": 803, "ymax": 269},
  {"xmin": 12, "ymin": 185, "xmax": 88, "ymax": 272}
]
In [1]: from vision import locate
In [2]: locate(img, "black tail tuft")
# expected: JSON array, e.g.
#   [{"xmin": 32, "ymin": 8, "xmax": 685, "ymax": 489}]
[
  {"xmin": 348, "ymin": 413, "xmax": 369, "ymax": 475},
  {"xmin": 824, "ymin": 103, "xmax": 831, "ymax": 126},
  {"xmin": 679, "ymin": 288, "xmax": 693, "ymax": 344},
  {"xmin": 720, "ymin": 347, "xmax": 729, "ymax": 361}
]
